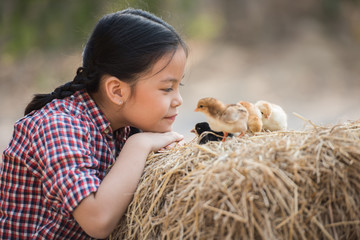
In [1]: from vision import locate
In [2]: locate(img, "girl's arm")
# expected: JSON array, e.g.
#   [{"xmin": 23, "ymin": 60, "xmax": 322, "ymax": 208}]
[{"xmin": 72, "ymin": 131, "xmax": 183, "ymax": 239}]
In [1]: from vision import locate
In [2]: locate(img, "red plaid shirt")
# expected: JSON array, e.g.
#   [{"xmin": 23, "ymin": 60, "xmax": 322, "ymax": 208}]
[{"xmin": 0, "ymin": 90, "xmax": 130, "ymax": 239}]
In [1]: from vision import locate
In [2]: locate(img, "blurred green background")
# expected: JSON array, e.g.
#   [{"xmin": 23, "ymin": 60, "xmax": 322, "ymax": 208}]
[{"xmin": 1, "ymin": 0, "xmax": 360, "ymax": 150}]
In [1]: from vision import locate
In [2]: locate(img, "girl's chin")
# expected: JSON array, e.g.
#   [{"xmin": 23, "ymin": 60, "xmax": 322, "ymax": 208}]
[
  {"xmin": 156, "ymin": 127, "xmax": 173, "ymax": 133},
  {"xmin": 142, "ymin": 125, "xmax": 173, "ymax": 133}
]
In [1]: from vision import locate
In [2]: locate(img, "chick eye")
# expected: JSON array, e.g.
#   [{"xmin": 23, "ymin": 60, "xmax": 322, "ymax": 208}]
[{"xmin": 199, "ymin": 105, "xmax": 204, "ymax": 108}]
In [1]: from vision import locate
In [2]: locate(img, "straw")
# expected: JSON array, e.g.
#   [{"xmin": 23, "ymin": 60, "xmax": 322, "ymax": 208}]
[{"xmin": 110, "ymin": 119, "xmax": 360, "ymax": 240}]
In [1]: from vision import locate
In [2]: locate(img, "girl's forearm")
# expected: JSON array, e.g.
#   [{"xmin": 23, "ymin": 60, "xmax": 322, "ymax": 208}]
[
  {"xmin": 72, "ymin": 136, "xmax": 150, "ymax": 238},
  {"xmin": 72, "ymin": 132, "xmax": 183, "ymax": 238}
]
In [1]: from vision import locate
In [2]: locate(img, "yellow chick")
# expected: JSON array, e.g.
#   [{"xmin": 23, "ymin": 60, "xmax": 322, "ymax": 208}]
[
  {"xmin": 195, "ymin": 97, "xmax": 249, "ymax": 141},
  {"xmin": 255, "ymin": 100, "xmax": 287, "ymax": 131},
  {"xmin": 238, "ymin": 101, "xmax": 263, "ymax": 133}
]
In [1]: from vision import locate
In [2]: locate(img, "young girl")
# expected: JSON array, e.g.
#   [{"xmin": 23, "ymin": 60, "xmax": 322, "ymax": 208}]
[{"xmin": 0, "ymin": 8, "xmax": 187, "ymax": 239}]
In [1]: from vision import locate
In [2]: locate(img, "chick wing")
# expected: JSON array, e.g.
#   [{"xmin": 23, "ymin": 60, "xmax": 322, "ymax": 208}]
[{"xmin": 220, "ymin": 104, "xmax": 247, "ymax": 123}]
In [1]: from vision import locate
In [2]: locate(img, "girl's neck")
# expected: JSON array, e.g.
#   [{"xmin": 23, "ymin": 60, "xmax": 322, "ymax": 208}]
[{"xmin": 89, "ymin": 91, "xmax": 126, "ymax": 131}]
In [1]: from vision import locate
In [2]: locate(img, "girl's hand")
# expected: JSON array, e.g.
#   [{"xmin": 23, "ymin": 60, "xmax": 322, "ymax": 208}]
[{"xmin": 127, "ymin": 131, "xmax": 184, "ymax": 152}]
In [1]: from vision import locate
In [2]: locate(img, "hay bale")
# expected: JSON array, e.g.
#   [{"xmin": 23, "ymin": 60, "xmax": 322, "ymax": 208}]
[{"xmin": 110, "ymin": 120, "xmax": 360, "ymax": 240}]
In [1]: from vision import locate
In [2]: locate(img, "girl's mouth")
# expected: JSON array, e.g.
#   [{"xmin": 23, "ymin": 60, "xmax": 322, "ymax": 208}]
[{"xmin": 164, "ymin": 114, "xmax": 178, "ymax": 121}]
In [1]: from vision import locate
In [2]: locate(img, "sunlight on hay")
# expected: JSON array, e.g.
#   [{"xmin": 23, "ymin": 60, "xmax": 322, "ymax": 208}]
[{"xmin": 110, "ymin": 119, "xmax": 360, "ymax": 240}]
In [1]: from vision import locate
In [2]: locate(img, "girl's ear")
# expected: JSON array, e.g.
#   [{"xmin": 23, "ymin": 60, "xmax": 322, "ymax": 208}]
[{"xmin": 103, "ymin": 76, "xmax": 131, "ymax": 106}]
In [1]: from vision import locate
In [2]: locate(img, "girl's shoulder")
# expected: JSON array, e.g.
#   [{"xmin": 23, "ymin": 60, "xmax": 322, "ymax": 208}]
[
  {"xmin": 13, "ymin": 96, "xmax": 96, "ymax": 144},
  {"xmin": 11, "ymin": 90, "xmax": 108, "ymax": 151}
]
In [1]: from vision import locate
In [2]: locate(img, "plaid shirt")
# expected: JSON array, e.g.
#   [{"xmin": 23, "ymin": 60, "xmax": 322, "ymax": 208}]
[{"xmin": 0, "ymin": 90, "xmax": 130, "ymax": 239}]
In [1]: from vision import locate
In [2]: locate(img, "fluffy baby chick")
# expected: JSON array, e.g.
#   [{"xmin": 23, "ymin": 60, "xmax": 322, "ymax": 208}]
[
  {"xmin": 191, "ymin": 122, "xmax": 233, "ymax": 144},
  {"xmin": 195, "ymin": 97, "xmax": 249, "ymax": 141},
  {"xmin": 255, "ymin": 100, "xmax": 287, "ymax": 131},
  {"xmin": 238, "ymin": 101, "xmax": 263, "ymax": 133}
]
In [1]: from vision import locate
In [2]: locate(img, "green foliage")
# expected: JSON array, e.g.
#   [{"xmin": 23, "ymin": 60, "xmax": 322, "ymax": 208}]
[
  {"xmin": 186, "ymin": 12, "xmax": 223, "ymax": 41},
  {"xmin": 2, "ymin": 0, "xmax": 357, "ymax": 61},
  {"xmin": 0, "ymin": 0, "xmax": 106, "ymax": 59},
  {"xmin": 0, "ymin": 0, "xmax": 202, "ymax": 61}
]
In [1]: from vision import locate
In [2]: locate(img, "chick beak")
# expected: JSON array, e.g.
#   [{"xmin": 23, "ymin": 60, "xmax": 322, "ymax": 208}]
[
  {"xmin": 190, "ymin": 128, "xmax": 195, "ymax": 134},
  {"xmin": 194, "ymin": 108, "xmax": 199, "ymax": 112}
]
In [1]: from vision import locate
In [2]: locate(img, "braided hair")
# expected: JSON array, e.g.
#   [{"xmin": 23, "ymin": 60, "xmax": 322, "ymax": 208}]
[{"xmin": 24, "ymin": 8, "xmax": 188, "ymax": 115}]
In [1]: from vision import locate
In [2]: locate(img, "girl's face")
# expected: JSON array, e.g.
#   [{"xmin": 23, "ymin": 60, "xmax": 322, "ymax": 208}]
[{"xmin": 121, "ymin": 47, "xmax": 187, "ymax": 132}]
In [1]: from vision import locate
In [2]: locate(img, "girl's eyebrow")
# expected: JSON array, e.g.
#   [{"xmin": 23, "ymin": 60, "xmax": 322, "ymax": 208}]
[
  {"xmin": 161, "ymin": 78, "xmax": 178, "ymax": 83},
  {"xmin": 160, "ymin": 75, "xmax": 185, "ymax": 83}
]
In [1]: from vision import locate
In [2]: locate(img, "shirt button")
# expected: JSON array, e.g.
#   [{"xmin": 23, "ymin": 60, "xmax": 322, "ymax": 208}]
[{"xmin": 104, "ymin": 128, "xmax": 110, "ymax": 134}]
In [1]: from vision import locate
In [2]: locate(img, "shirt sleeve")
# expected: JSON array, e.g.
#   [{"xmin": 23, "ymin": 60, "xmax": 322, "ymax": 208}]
[{"xmin": 32, "ymin": 113, "xmax": 104, "ymax": 218}]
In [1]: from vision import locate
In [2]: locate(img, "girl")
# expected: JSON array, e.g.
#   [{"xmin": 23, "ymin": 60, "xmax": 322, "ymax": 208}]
[{"xmin": 0, "ymin": 8, "xmax": 187, "ymax": 239}]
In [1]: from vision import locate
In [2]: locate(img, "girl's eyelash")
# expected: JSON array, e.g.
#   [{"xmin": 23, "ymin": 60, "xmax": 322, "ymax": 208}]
[
  {"xmin": 162, "ymin": 82, "xmax": 183, "ymax": 92},
  {"xmin": 163, "ymin": 88, "xmax": 173, "ymax": 92}
]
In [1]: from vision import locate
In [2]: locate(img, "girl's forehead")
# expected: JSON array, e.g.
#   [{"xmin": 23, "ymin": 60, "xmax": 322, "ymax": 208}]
[{"xmin": 138, "ymin": 48, "xmax": 187, "ymax": 83}]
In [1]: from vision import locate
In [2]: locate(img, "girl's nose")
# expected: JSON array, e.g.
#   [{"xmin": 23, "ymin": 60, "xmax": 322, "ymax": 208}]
[{"xmin": 172, "ymin": 90, "xmax": 183, "ymax": 108}]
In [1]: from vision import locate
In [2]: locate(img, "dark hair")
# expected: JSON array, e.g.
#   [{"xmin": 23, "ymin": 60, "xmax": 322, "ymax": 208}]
[{"xmin": 24, "ymin": 8, "xmax": 188, "ymax": 115}]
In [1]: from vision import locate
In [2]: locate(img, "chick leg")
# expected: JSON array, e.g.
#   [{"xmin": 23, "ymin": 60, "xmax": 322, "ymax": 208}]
[
  {"xmin": 221, "ymin": 132, "xmax": 228, "ymax": 142},
  {"xmin": 238, "ymin": 131, "xmax": 245, "ymax": 138}
]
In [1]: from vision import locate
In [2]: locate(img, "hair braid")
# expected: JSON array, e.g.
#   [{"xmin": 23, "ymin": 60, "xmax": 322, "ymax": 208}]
[{"xmin": 24, "ymin": 67, "xmax": 89, "ymax": 115}]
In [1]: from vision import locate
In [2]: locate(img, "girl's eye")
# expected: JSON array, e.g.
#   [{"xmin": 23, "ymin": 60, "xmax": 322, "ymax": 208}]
[
  {"xmin": 162, "ymin": 82, "xmax": 183, "ymax": 92},
  {"xmin": 162, "ymin": 88, "xmax": 173, "ymax": 92}
]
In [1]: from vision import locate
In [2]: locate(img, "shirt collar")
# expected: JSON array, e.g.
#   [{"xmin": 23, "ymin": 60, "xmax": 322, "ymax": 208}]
[{"xmin": 73, "ymin": 89, "xmax": 112, "ymax": 135}]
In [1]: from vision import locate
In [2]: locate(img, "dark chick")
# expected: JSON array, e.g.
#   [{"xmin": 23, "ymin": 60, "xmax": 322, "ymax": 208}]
[{"xmin": 191, "ymin": 122, "xmax": 233, "ymax": 144}]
